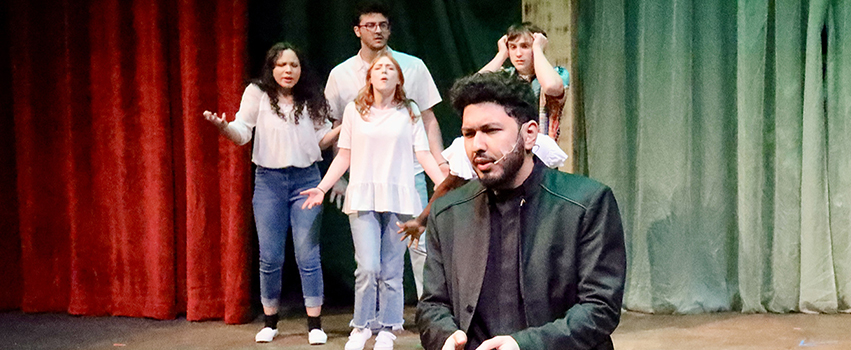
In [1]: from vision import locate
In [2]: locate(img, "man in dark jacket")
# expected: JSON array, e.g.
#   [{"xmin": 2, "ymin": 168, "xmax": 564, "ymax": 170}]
[{"xmin": 416, "ymin": 72, "xmax": 626, "ymax": 350}]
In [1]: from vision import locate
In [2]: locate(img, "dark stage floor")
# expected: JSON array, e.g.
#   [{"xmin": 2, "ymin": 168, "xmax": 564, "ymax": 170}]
[{"xmin": 2, "ymin": 306, "xmax": 850, "ymax": 349}]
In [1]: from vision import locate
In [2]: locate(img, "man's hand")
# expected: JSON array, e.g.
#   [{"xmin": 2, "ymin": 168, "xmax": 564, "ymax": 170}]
[
  {"xmin": 329, "ymin": 178, "xmax": 347, "ymax": 210},
  {"xmin": 475, "ymin": 336, "xmax": 519, "ymax": 350},
  {"xmin": 497, "ymin": 35, "xmax": 508, "ymax": 56},
  {"xmin": 532, "ymin": 32, "xmax": 548, "ymax": 51},
  {"xmin": 442, "ymin": 330, "xmax": 467, "ymax": 350}
]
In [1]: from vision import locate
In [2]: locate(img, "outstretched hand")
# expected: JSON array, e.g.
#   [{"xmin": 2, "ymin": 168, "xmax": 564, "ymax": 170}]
[
  {"xmin": 532, "ymin": 32, "xmax": 548, "ymax": 51},
  {"xmin": 203, "ymin": 110, "xmax": 228, "ymax": 129},
  {"xmin": 300, "ymin": 188, "xmax": 326, "ymax": 210},
  {"xmin": 397, "ymin": 219, "xmax": 426, "ymax": 248}
]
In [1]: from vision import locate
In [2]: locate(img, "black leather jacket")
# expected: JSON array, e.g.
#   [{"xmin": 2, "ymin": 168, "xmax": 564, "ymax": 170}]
[{"xmin": 417, "ymin": 161, "xmax": 626, "ymax": 350}]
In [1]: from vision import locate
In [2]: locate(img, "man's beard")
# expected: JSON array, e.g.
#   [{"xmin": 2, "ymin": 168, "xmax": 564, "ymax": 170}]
[{"xmin": 477, "ymin": 135, "xmax": 526, "ymax": 189}]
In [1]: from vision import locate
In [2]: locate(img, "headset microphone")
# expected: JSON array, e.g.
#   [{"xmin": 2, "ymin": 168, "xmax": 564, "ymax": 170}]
[{"xmin": 492, "ymin": 142, "xmax": 518, "ymax": 165}]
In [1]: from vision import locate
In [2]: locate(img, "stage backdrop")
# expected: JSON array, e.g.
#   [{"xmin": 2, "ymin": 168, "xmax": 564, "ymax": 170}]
[
  {"xmin": 0, "ymin": 0, "xmax": 519, "ymax": 321},
  {"xmin": 2, "ymin": 0, "xmax": 252, "ymax": 323},
  {"xmin": 577, "ymin": 0, "xmax": 851, "ymax": 313},
  {"xmin": 245, "ymin": 0, "xmax": 520, "ymax": 307}
]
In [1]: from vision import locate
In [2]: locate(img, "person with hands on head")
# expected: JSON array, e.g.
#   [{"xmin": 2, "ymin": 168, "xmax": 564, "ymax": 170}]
[
  {"xmin": 416, "ymin": 72, "xmax": 625, "ymax": 350},
  {"xmin": 203, "ymin": 42, "xmax": 338, "ymax": 345},
  {"xmin": 302, "ymin": 51, "xmax": 444, "ymax": 350},
  {"xmin": 479, "ymin": 22, "xmax": 569, "ymax": 140}
]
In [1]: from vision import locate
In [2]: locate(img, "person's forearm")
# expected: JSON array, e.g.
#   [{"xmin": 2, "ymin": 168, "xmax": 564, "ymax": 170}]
[
  {"xmin": 479, "ymin": 51, "xmax": 509, "ymax": 73},
  {"xmin": 319, "ymin": 125, "xmax": 341, "ymax": 150},
  {"xmin": 317, "ymin": 148, "xmax": 350, "ymax": 192},
  {"xmin": 421, "ymin": 109, "xmax": 446, "ymax": 164},
  {"xmin": 221, "ymin": 123, "xmax": 250, "ymax": 145},
  {"xmin": 417, "ymin": 151, "xmax": 445, "ymax": 187},
  {"xmin": 532, "ymin": 47, "xmax": 565, "ymax": 98}
]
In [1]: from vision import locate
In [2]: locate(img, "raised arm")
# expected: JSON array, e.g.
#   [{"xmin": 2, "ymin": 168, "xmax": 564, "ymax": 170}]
[
  {"xmin": 531, "ymin": 33, "xmax": 565, "ymax": 99},
  {"xmin": 479, "ymin": 35, "xmax": 509, "ymax": 73},
  {"xmin": 203, "ymin": 84, "xmax": 262, "ymax": 145},
  {"xmin": 203, "ymin": 111, "xmax": 243, "ymax": 144}
]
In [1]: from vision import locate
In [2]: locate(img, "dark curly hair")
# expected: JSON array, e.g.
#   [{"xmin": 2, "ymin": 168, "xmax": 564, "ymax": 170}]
[
  {"xmin": 351, "ymin": 1, "xmax": 391, "ymax": 27},
  {"xmin": 449, "ymin": 72, "xmax": 537, "ymax": 125},
  {"xmin": 253, "ymin": 42, "xmax": 330, "ymax": 125}
]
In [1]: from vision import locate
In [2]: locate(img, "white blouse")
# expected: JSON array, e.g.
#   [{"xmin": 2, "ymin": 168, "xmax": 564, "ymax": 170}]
[
  {"xmin": 338, "ymin": 102, "xmax": 429, "ymax": 215},
  {"xmin": 226, "ymin": 84, "xmax": 332, "ymax": 168}
]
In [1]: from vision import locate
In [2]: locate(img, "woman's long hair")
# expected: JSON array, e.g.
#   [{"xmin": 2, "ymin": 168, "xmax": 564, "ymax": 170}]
[
  {"xmin": 353, "ymin": 51, "xmax": 417, "ymax": 121},
  {"xmin": 253, "ymin": 42, "xmax": 330, "ymax": 125}
]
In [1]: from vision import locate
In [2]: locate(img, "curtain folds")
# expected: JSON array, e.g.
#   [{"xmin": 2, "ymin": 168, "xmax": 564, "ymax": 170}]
[
  {"xmin": 3, "ymin": 0, "xmax": 252, "ymax": 323},
  {"xmin": 578, "ymin": 0, "xmax": 851, "ymax": 313},
  {"xmin": 2, "ymin": 0, "xmax": 520, "ymax": 321}
]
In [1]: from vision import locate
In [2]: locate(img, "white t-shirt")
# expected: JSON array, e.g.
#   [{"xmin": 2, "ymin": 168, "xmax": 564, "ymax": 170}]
[
  {"xmin": 338, "ymin": 102, "xmax": 430, "ymax": 215},
  {"xmin": 441, "ymin": 134, "xmax": 568, "ymax": 180},
  {"xmin": 325, "ymin": 48, "xmax": 442, "ymax": 174},
  {"xmin": 226, "ymin": 84, "xmax": 332, "ymax": 168}
]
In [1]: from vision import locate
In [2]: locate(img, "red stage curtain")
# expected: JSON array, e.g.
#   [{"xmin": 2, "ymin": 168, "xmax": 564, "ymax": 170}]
[{"xmin": 3, "ymin": 0, "xmax": 252, "ymax": 324}]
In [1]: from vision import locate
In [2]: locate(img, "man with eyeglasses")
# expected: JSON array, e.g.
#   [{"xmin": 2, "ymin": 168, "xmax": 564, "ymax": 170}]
[{"xmin": 323, "ymin": 1, "xmax": 446, "ymax": 347}]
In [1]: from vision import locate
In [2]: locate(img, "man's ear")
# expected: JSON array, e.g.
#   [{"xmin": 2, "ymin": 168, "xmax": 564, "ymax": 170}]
[
  {"xmin": 523, "ymin": 121, "xmax": 538, "ymax": 151},
  {"xmin": 354, "ymin": 26, "xmax": 362, "ymax": 38}
]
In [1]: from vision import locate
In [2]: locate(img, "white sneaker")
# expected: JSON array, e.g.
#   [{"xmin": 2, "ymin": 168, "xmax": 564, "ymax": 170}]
[
  {"xmin": 308, "ymin": 328, "xmax": 327, "ymax": 345},
  {"xmin": 344, "ymin": 327, "xmax": 372, "ymax": 350},
  {"xmin": 255, "ymin": 327, "xmax": 278, "ymax": 343},
  {"xmin": 374, "ymin": 330, "xmax": 396, "ymax": 350}
]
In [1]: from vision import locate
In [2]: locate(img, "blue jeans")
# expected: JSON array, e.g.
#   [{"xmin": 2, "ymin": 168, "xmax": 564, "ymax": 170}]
[
  {"xmin": 410, "ymin": 172, "xmax": 428, "ymax": 298},
  {"xmin": 253, "ymin": 164, "xmax": 324, "ymax": 310},
  {"xmin": 349, "ymin": 211, "xmax": 411, "ymax": 329}
]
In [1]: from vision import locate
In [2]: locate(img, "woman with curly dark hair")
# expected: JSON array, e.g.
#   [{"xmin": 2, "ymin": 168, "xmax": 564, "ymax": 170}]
[{"xmin": 203, "ymin": 42, "xmax": 338, "ymax": 345}]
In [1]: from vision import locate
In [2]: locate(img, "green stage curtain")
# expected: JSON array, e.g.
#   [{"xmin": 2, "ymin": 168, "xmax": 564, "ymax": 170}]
[{"xmin": 578, "ymin": 0, "xmax": 851, "ymax": 313}]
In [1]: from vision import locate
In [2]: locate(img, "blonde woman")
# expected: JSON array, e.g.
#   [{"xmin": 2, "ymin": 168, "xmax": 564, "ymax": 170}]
[{"xmin": 302, "ymin": 51, "xmax": 444, "ymax": 350}]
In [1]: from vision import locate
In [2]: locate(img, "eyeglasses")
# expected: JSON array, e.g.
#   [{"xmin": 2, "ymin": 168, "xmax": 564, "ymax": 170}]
[{"xmin": 358, "ymin": 21, "xmax": 389, "ymax": 31}]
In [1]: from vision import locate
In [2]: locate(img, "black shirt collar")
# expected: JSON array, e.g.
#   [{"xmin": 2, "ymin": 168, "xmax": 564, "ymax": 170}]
[{"xmin": 489, "ymin": 156, "xmax": 546, "ymax": 202}]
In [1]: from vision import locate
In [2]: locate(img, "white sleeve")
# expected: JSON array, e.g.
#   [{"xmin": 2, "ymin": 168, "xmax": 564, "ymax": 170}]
[
  {"xmin": 441, "ymin": 137, "xmax": 475, "ymax": 180},
  {"xmin": 412, "ymin": 116, "xmax": 430, "ymax": 152},
  {"xmin": 337, "ymin": 103, "xmax": 355, "ymax": 150},
  {"xmin": 324, "ymin": 71, "xmax": 344, "ymax": 122},
  {"xmin": 408, "ymin": 62, "xmax": 442, "ymax": 110},
  {"xmin": 314, "ymin": 118, "xmax": 332, "ymax": 142},
  {"xmin": 226, "ymin": 84, "xmax": 262, "ymax": 145},
  {"xmin": 533, "ymin": 134, "xmax": 568, "ymax": 168}
]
